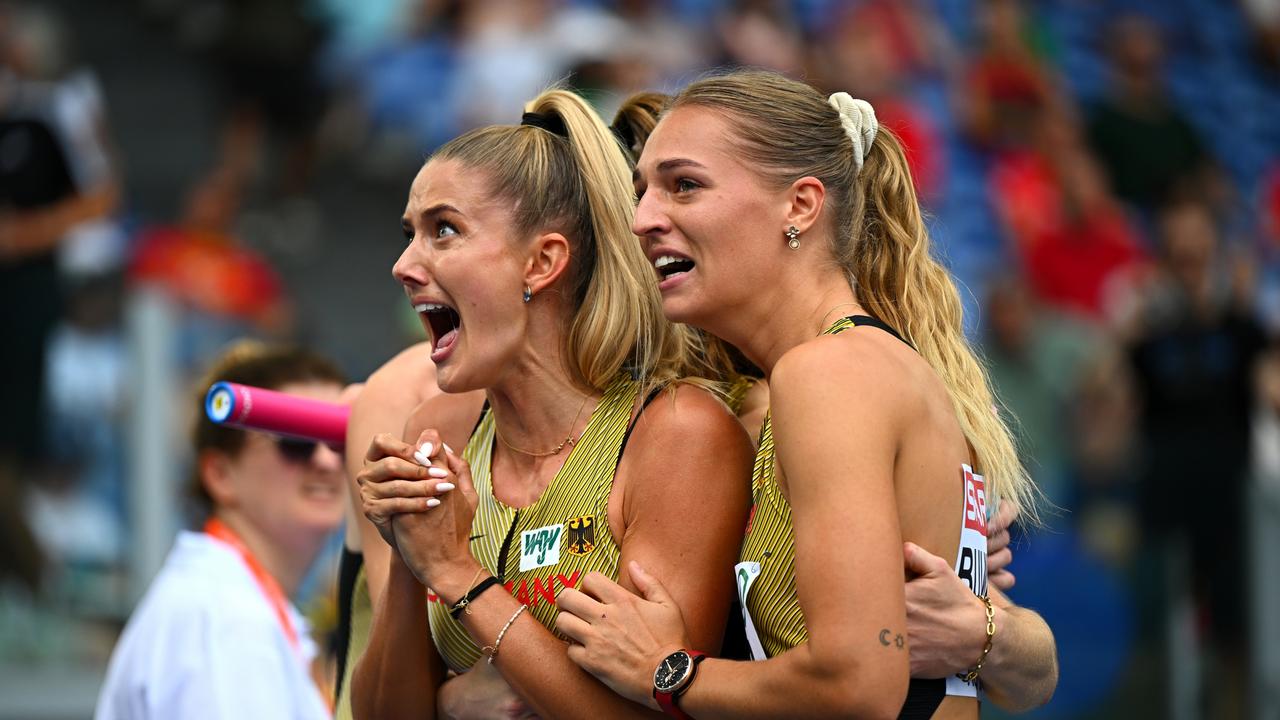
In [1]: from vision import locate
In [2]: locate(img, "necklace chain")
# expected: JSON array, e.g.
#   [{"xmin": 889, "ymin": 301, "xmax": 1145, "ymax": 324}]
[{"xmin": 493, "ymin": 393, "xmax": 593, "ymax": 458}]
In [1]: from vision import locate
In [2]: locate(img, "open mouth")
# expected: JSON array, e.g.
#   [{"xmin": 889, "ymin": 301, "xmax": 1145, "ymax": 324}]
[
  {"xmin": 653, "ymin": 254, "xmax": 695, "ymax": 281},
  {"xmin": 414, "ymin": 302, "xmax": 461, "ymax": 357}
]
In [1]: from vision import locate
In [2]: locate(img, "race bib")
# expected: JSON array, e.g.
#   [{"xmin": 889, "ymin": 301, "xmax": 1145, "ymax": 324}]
[
  {"xmin": 946, "ymin": 465, "xmax": 989, "ymax": 698},
  {"xmin": 734, "ymin": 561, "xmax": 768, "ymax": 661}
]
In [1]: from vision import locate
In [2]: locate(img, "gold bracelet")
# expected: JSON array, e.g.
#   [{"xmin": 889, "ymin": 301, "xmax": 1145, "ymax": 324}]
[
  {"xmin": 486, "ymin": 605, "xmax": 528, "ymax": 665},
  {"xmin": 448, "ymin": 567, "xmax": 487, "ymax": 616},
  {"xmin": 961, "ymin": 594, "xmax": 996, "ymax": 682}
]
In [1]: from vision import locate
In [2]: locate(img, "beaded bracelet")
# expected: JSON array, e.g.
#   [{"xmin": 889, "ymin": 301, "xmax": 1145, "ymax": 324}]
[
  {"xmin": 485, "ymin": 605, "xmax": 528, "ymax": 665},
  {"xmin": 961, "ymin": 594, "xmax": 996, "ymax": 682}
]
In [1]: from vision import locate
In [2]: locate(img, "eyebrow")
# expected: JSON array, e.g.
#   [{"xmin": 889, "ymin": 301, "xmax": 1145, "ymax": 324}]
[
  {"xmin": 634, "ymin": 158, "xmax": 708, "ymax": 183},
  {"xmin": 403, "ymin": 202, "xmax": 462, "ymax": 225}
]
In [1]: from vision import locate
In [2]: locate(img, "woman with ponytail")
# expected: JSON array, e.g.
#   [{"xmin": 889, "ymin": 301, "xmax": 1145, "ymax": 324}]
[
  {"xmin": 350, "ymin": 89, "xmax": 754, "ymax": 719},
  {"xmin": 557, "ymin": 71, "xmax": 1057, "ymax": 718}
]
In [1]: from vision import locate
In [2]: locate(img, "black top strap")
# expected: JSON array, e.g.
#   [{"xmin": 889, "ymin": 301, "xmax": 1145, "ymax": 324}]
[
  {"xmin": 848, "ymin": 314, "xmax": 915, "ymax": 351},
  {"xmin": 614, "ymin": 385, "xmax": 666, "ymax": 469}
]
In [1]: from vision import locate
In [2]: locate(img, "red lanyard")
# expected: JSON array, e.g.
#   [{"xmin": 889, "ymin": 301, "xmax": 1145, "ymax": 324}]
[{"xmin": 204, "ymin": 518, "xmax": 300, "ymax": 651}]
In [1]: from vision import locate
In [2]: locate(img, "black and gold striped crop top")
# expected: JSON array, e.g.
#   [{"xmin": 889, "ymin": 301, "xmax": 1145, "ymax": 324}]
[{"xmin": 428, "ymin": 374, "xmax": 650, "ymax": 672}]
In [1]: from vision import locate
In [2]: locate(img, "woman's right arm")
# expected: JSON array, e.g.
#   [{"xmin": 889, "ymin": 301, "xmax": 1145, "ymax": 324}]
[
  {"xmin": 344, "ymin": 343, "xmax": 439, "ymax": 605},
  {"xmin": 351, "ymin": 550, "xmax": 448, "ymax": 719},
  {"xmin": 350, "ymin": 396, "xmax": 488, "ymax": 720}
]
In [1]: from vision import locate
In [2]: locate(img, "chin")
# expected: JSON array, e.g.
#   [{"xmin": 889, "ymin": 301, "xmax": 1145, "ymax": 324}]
[{"xmin": 661, "ymin": 294, "xmax": 712, "ymax": 330}]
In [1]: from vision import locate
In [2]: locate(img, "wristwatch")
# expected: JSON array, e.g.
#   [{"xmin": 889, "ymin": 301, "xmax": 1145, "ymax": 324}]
[{"xmin": 652, "ymin": 649, "xmax": 708, "ymax": 718}]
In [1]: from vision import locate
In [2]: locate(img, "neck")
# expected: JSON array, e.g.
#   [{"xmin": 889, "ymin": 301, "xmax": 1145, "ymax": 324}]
[
  {"xmin": 209, "ymin": 511, "xmax": 319, "ymax": 597},
  {"xmin": 486, "ymin": 348, "xmax": 600, "ymax": 477},
  {"xmin": 717, "ymin": 264, "xmax": 863, "ymax": 376}
]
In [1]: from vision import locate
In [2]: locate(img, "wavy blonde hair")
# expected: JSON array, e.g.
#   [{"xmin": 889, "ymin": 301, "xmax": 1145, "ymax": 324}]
[
  {"xmin": 430, "ymin": 89, "xmax": 712, "ymax": 395},
  {"xmin": 669, "ymin": 70, "xmax": 1039, "ymax": 522}
]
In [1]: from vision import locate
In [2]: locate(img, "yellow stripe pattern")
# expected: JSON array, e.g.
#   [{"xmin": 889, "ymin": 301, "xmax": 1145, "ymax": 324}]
[
  {"xmin": 739, "ymin": 317, "xmax": 857, "ymax": 657},
  {"xmin": 428, "ymin": 374, "xmax": 637, "ymax": 671}
]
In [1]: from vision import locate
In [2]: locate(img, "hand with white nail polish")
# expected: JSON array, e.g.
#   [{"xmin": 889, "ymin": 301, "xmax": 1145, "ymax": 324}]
[
  {"xmin": 357, "ymin": 431, "xmax": 458, "ymax": 551},
  {"xmin": 389, "ymin": 429, "xmax": 481, "ymax": 595}
]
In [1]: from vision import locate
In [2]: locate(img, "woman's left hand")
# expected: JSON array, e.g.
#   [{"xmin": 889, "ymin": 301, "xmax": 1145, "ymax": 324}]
[
  {"xmin": 391, "ymin": 430, "xmax": 481, "ymax": 594},
  {"xmin": 902, "ymin": 542, "xmax": 989, "ymax": 678},
  {"xmin": 555, "ymin": 562, "xmax": 690, "ymax": 710}
]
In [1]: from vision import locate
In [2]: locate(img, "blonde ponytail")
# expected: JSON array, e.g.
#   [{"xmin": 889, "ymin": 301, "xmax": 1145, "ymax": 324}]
[{"xmin": 853, "ymin": 130, "xmax": 1039, "ymax": 523}]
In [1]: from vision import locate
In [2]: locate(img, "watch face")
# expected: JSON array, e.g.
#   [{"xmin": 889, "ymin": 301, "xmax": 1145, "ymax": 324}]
[{"xmin": 653, "ymin": 651, "xmax": 693, "ymax": 692}]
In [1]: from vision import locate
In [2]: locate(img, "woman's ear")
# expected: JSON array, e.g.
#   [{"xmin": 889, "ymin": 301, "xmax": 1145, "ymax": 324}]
[
  {"xmin": 785, "ymin": 176, "xmax": 827, "ymax": 235},
  {"xmin": 199, "ymin": 450, "xmax": 237, "ymax": 508},
  {"xmin": 524, "ymin": 231, "xmax": 572, "ymax": 297}
]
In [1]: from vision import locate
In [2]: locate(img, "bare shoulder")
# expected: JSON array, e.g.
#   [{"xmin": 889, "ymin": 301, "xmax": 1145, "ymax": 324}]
[
  {"xmin": 627, "ymin": 382, "xmax": 750, "ymax": 452},
  {"xmin": 365, "ymin": 342, "xmax": 436, "ymax": 390},
  {"xmin": 770, "ymin": 331, "xmax": 916, "ymax": 420},
  {"xmin": 618, "ymin": 382, "xmax": 753, "ymax": 512},
  {"xmin": 403, "ymin": 388, "xmax": 487, "ymax": 450}
]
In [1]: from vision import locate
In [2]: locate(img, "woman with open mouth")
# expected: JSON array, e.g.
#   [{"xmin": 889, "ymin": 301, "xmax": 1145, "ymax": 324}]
[
  {"xmin": 555, "ymin": 71, "xmax": 1058, "ymax": 719},
  {"xmin": 349, "ymin": 88, "xmax": 754, "ymax": 719}
]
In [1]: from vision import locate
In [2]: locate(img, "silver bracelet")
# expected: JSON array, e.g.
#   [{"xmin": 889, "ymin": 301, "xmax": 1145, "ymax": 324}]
[{"xmin": 486, "ymin": 604, "xmax": 528, "ymax": 665}]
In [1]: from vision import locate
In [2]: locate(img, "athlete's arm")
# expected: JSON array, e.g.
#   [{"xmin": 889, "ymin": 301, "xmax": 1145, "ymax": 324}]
[
  {"xmin": 903, "ymin": 542, "xmax": 1058, "ymax": 711},
  {"xmin": 344, "ymin": 342, "xmax": 438, "ymax": 605},
  {"xmin": 350, "ymin": 394, "xmax": 482, "ymax": 719},
  {"xmin": 980, "ymin": 589, "xmax": 1058, "ymax": 710},
  {"xmin": 426, "ymin": 384, "xmax": 751, "ymax": 719},
  {"xmin": 674, "ymin": 340, "xmax": 912, "ymax": 719}
]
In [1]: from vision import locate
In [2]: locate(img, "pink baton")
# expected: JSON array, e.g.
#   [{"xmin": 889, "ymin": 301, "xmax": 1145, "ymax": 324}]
[{"xmin": 205, "ymin": 381, "xmax": 349, "ymax": 449}]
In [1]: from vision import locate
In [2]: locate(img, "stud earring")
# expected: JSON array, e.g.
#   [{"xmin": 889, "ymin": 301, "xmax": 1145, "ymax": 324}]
[
  {"xmin": 523, "ymin": 285, "xmax": 532, "ymax": 303},
  {"xmin": 785, "ymin": 226, "xmax": 800, "ymax": 250}
]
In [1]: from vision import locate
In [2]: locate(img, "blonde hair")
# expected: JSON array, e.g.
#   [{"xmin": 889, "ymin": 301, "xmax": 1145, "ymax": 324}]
[
  {"xmin": 431, "ymin": 89, "xmax": 708, "ymax": 394},
  {"xmin": 671, "ymin": 71, "xmax": 1039, "ymax": 522}
]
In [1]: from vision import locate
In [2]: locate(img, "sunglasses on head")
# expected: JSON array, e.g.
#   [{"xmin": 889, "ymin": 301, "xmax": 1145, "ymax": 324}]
[{"xmin": 274, "ymin": 437, "xmax": 321, "ymax": 464}]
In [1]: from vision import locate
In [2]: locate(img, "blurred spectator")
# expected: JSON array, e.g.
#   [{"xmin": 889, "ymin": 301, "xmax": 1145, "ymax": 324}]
[
  {"xmin": 200, "ymin": 0, "xmax": 330, "ymax": 199},
  {"xmin": 816, "ymin": 0, "xmax": 946, "ymax": 196},
  {"xmin": 0, "ymin": 3, "xmax": 120, "ymax": 476},
  {"xmin": 1244, "ymin": 0, "xmax": 1280, "ymax": 73},
  {"xmin": 129, "ymin": 172, "xmax": 291, "ymax": 344},
  {"xmin": 1127, "ymin": 198, "xmax": 1267, "ymax": 715},
  {"xmin": 1086, "ymin": 15, "xmax": 1211, "ymax": 215},
  {"xmin": 983, "ymin": 277, "xmax": 1104, "ymax": 506},
  {"xmin": 96, "ymin": 341, "xmax": 346, "ymax": 720},
  {"xmin": 990, "ymin": 105, "xmax": 1147, "ymax": 321},
  {"xmin": 960, "ymin": 0, "xmax": 1058, "ymax": 152},
  {"xmin": 450, "ymin": 0, "xmax": 564, "ymax": 130},
  {"xmin": 713, "ymin": 0, "xmax": 806, "ymax": 75}
]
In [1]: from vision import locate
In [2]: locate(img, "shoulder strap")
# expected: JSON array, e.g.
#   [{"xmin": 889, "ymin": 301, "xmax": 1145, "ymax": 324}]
[
  {"xmin": 844, "ymin": 314, "xmax": 915, "ymax": 351},
  {"xmin": 614, "ymin": 385, "xmax": 666, "ymax": 468}
]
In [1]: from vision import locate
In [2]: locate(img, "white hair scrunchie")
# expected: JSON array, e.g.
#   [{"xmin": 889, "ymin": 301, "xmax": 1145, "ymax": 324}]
[{"xmin": 827, "ymin": 92, "xmax": 879, "ymax": 173}]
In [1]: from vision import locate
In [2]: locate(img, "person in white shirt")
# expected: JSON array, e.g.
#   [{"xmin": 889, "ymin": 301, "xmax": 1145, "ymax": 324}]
[{"xmin": 96, "ymin": 341, "xmax": 348, "ymax": 720}]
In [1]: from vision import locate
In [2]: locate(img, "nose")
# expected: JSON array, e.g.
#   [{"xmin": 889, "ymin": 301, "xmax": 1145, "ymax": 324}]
[
  {"xmin": 631, "ymin": 189, "xmax": 670, "ymax": 239},
  {"xmin": 312, "ymin": 442, "xmax": 343, "ymax": 473},
  {"xmin": 392, "ymin": 240, "xmax": 427, "ymax": 289}
]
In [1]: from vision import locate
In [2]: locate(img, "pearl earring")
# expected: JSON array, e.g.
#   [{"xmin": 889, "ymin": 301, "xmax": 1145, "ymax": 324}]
[{"xmin": 785, "ymin": 226, "xmax": 800, "ymax": 250}]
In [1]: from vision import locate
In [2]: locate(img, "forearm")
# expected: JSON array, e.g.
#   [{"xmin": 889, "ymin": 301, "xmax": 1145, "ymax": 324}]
[
  {"xmin": 978, "ymin": 592, "xmax": 1058, "ymax": 711},
  {"xmin": 456, "ymin": 588, "xmax": 660, "ymax": 720},
  {"xmin": 683, "ymin": 643, "xmax": 906, "ymax": 720},
  {"xmin": 352, "ymin": 553, "xmax": 444, "ymax": 719}
]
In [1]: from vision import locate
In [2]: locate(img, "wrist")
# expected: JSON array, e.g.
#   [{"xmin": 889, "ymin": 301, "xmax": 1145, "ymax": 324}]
[
  {"xmin": 432, "ymin": 559, "xmax": 488, "ymax": 606},
  {"xmin": 961, "ymin": 594, "xmax": 997, "ymax": 682}
]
